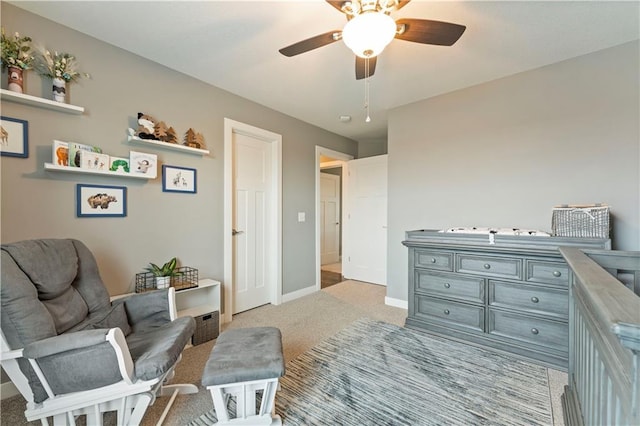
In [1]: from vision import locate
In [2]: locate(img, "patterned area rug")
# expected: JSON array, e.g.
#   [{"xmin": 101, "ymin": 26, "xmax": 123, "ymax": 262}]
[{"xmin": 189, "ymin": 318, "xmax": 552, "ymax": 425}]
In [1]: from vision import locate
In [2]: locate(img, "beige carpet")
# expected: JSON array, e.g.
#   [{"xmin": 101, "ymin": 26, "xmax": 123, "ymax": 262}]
[{"xmin": 0, "ymin": 280, "xmax": 565, "ymax": 425}]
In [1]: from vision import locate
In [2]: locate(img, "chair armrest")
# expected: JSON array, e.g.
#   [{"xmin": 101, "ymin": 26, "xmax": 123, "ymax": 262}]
[
  {"xmin": 0, "ymin": 347, "xmax": 23, "ymax": 361},
  {"xmin": 22, "ymin": 328, "xmax": 136, "ymax": 398},
  {"xmin": 23, "ymin": 329, "xmax": 111, "ymax": 359},
  {"xmin": 113, "ymin": 288, "xmax": 175, "ymax": 328}
]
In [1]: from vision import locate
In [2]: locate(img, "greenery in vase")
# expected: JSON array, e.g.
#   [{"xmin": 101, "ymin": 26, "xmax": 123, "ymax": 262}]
[
  {"xmin": 35, "ymin": 47, "xmax": 90, "ymax": 82},
  {"xmin": 145, "ymin": 257, "xmax": 182, "ymax": 277},
  {"xmin": 0, "ymin": 28, "xmax": 35, "ymax": 70}
]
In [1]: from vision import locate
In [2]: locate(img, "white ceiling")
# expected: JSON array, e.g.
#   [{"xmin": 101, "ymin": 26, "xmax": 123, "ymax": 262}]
[{"xmin": 11, "ymin": 1, "xmax": 640, "ymax": 142}]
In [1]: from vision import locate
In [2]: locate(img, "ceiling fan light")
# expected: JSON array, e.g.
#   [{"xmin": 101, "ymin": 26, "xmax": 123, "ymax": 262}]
[{"xmin": 342, "ymin": 12, "xmax": 396, "ymax": 58}]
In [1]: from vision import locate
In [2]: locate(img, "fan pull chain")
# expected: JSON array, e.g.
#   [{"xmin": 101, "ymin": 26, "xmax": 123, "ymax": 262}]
[{"xmin": 365, "ymin": 56, "xmax": 371, "ymax": 123}]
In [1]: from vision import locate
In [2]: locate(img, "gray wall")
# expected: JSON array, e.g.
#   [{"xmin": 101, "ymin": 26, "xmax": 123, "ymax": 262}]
[
  {"xmin": 387, "ymin": 41, "xmax": 640, "ymax": 301},
  {"xmin": 0, "ymin": 4, "xmax": 358, "ymax": 300},
  {"xmin": 358, "ymin": 138, "xmax": 388, "ymax": 158}
]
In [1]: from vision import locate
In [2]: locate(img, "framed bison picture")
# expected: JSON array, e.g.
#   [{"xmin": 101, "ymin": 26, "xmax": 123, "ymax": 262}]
[{"xmin": 76, "ymin": 184, "xmax": 127, "ymax": 217}]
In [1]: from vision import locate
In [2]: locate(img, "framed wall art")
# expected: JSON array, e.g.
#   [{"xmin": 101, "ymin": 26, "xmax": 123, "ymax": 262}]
[
  {"xmin": 0, "ymin": 116, "xmax": 28, "ymax": 158},
  {"xmin": 76, "ymin": 184, "xmax": 127, "ymax": 217},
  {"xmin": 162, "ymin": 165, "xmax": 197, "ymax": 194},
  {"xmin": 130, "ymin": 151, "xmax": 157, "ymax": 179}
]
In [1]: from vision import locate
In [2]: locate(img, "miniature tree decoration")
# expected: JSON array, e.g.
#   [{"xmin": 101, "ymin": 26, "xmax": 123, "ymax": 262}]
[
  {"xmin": 183, "ymin": 128, "xmax": 206, "ymax": 149},
  {"xmin": 154, "ymin": 121, "xmax": 169, "ymax": 141},
  {"xmin": 166, "ymin": 127, "xmax": 179, "ymax": 144}
]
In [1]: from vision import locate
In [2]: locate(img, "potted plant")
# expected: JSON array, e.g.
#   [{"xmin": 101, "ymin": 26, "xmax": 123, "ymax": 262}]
[
  {"xmin": 1, "ymin": 28, "xmax": 34, "ymax": 93},
  {"xmin": 145, "ymin": 257, "xmax": 181, "ymax": 289},
  {"xmin": 34, "ymin": 47, "xmax": 89, "ymax": 102}
]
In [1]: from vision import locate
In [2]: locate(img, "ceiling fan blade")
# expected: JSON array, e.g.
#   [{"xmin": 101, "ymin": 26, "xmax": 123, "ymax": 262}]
[
  {"xmin": 395, "ymin": 18, "xmax": 466, "ymax": 46},
  {"xmin": 279, "ymin": 31, "xmax": 341, "ymax": 57},
  {"xmin": 325, "ymin": 1, "xmax": 345, "ymax": 13},
  {"xmin": 395, "ymin": 0, "xmax": 411, "ymax": 11},
  {"xmin": 355, "ymin": 56, "xmax": 377, "ymax": 80}
]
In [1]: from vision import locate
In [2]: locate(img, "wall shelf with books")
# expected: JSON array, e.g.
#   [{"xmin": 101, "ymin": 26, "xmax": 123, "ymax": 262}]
[
  {"xmin": 44, "ymin": 163, "xmax": 153, "ymax": 180},
  {"xmin": 0, "ymin": 89, "xmax": 84, "ymax": 114},
  {"xmin": 127, "ymin": 135, "xmax": 210, "ymax": 156}
]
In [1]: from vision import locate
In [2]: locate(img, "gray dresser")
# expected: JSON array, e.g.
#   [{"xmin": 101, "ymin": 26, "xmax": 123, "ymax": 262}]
[{"xmin": 403, "ymin": 229, "xmax": 610, "ymax": 370}]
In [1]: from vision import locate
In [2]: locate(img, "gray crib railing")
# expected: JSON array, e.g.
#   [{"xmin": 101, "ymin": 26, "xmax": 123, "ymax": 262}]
[{"xmin": 560, "ymin": 247, "xmax": 640, "ymax": 426}]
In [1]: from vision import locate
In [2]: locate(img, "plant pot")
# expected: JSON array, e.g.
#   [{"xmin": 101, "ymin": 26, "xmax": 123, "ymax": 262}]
[
  {"xmin": 7, "ymin": 66, "xmax": 24, "ymax": 93},
  {"xmin": 52, "ymin": 77, "xmax": 66, "ymax": 102},
  {"xmin": 155, "ymin": 276, "xmax": 171, "ymax": 289}
]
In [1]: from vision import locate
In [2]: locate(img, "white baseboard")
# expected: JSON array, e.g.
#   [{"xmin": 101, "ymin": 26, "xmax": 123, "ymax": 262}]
[
  {"xmin": 281, "ymin": 285, "xmax": 317, "ymax": 303},
  {"xmin": 385, "ymin": 296, "xmax": 408, "ymax": 310},
  {"xmin": 1, "ymin": 380, "xmax": 19, "ymax": 400}
]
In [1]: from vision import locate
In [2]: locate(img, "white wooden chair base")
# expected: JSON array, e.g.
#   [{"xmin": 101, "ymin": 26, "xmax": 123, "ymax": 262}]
[{"xmin": 206, "ymin": 377, "xmax": 282, "ymax": 425}]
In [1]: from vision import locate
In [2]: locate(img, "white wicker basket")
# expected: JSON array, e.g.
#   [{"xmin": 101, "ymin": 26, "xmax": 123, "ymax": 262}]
[{"xmin": 551, "ymin": 204, "xmax": 610, "ymax": 238}]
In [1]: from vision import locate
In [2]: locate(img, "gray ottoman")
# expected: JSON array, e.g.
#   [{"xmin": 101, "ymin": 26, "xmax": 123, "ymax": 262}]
[{"xmin": 202, "ymin": 327, "xmax": 285, "ymax": 425}]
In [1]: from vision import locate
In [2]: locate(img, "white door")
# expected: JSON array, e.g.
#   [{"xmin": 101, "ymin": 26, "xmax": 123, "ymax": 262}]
[
  {"xmin": 233, "ymin": 132, "xmax": 272, "ymax": 313},
  {"xmin": 320, "ymin": 172, "xmax": 340, "ymax": 265},
  {"xmin": 343, "ymin": 155, "xmax": 388, "ymax": 285}
]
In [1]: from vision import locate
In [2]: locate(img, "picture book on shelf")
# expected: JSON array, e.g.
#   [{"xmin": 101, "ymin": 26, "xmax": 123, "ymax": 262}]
[{"xmin": 68, "ymin": 142, "xmax": 102, "ymax": 167}]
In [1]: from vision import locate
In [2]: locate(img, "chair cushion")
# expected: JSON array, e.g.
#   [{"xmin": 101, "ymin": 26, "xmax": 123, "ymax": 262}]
[
  {"xmin": 1, "ymin": 239, "xmax": 112, "ymax": 403},
  {"xmin": 126, "ymin": 316, "xmax": 195, "ymax": 380},
  {"xmin": 69, "ymin": 303, "xmax": 132, "ymax": 336},
  {"xmin": 1, "ymin": 239, "xmax": 111, "ymax": 334},
  {"xmin": 202, "ymin": 327, "xmax": 285, "ymax": 386}
]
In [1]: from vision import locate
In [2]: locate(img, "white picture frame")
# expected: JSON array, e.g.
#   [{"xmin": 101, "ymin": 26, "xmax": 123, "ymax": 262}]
[{"xmin": 130, "ymin": 151, "xmax": 157, "ymax": 179}]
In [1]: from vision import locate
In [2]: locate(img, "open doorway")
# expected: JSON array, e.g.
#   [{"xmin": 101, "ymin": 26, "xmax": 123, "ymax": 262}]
[{"xmin": 315, "ymin": 146, "xmax": 354, "ymax": 291}]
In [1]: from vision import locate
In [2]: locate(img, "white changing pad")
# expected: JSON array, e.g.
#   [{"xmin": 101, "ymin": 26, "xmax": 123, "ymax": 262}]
[{"xmin": 440, "ymin": 227, "xmax": 550, "ymax": 237}]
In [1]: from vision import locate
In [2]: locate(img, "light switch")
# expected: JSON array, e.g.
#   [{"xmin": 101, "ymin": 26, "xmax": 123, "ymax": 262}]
[{"xmin": 298, "ymin": 212, "xmax": 305, "ymax": 222}]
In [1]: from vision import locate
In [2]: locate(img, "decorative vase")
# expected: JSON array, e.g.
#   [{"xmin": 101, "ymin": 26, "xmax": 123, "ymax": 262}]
[
  {"xmin": 52, "ymin": 77, "xmax": 66, "ymax": 102},
  {"xmin": 155, "ymin": 276, "xmax": 171, "ymax": 289},
  {"xmin": 7, "ymin": 66, "xmax": 24, "ymax": 93}
]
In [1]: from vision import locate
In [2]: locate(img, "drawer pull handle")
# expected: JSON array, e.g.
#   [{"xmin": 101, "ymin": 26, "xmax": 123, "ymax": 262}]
[
  {"xmin": 430, "ymin": 258, "xmax": 437, "ymax": 263},
  {"xmin": 531, "ymin": 297, "xmax": 539, "ymax": 303},
  {"xmin": 553, "ymin": 270, "xmax": 562, "ymax": 277},
  {"xmin": 444, "ymin": 309, "xmax": 450, "ymax": 315},
  {"xmin": 531, "ymin": 328, "xmax": 539, "ymax": 335},
  {"xmin": 483, "ymin": 263, "xmax": 491, "ymax": 270},
  {"xmin": 444, "ymin": 283, "xmax": 451, "ymax": 289}
]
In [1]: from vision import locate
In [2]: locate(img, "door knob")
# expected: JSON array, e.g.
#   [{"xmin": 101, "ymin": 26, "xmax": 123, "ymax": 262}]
[{"xmin": 232, "ymin": 229, "xmax": 244, "ymax": 236}]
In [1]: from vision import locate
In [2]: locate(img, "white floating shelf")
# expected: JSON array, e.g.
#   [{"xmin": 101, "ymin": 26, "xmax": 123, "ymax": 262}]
[
  {"xmin": 44, "ymin": 163, "xmax": 153, "ymax": 180},
  {"xmin": 128, "ymin": 135, "xmax": 210, "ymax": 156},
  {"xmin": 1, "ymin": 89, "xmax": 84, "ymax": 114}
]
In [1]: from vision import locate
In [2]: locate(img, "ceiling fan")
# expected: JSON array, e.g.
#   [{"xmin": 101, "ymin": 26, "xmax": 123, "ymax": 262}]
[{"xmin": 279, "ymin": 0, "xmax": 466, "ymax": 80}]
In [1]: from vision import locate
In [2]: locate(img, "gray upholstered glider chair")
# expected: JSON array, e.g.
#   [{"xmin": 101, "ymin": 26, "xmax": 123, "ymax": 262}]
[{"xmin": 0, "ymin": 239, "xmax": 197, "ymax": 425}]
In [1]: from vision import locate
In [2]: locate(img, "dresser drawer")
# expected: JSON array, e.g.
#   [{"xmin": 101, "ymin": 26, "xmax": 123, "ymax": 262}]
[
  {"xmin": 526, "ymin": 259, "xmax": 569, "ymax": 286},
  {"xmin": 488, "ymin": 310, "xmax": 567, "ymax": 353},
  {"xmin": 489, "ymin": 280, "xmax": 568, "ymax": 319},
  {"xmin": 415, "ymin": 295, "xmax": 484, "ymax": 333},
  {"xmin": 415, "ymin": 270, "xmax": 485, "ymax": 304},
  {"xmin": 414, "ymin": 249, "xmax": 453, "ymax": 271},
  {"xmin": 456, "ymin": 254, "xmax": 522, "ymax": 280}
]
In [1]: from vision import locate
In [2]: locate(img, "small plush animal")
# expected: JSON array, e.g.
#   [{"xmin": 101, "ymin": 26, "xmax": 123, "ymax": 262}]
[{"xmin": 136, "ymin": 112, "xmax": 156, "ymax": 139}]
